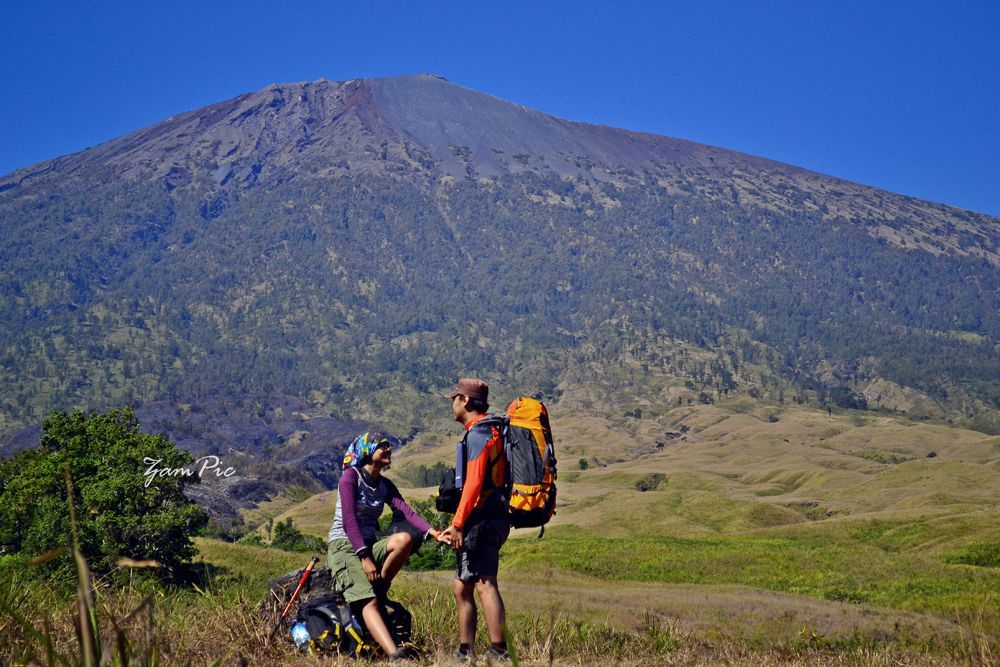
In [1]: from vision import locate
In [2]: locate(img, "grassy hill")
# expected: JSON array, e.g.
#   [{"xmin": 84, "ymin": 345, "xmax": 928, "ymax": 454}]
[{"xmin": 230, "ymin": 389, "xmax": 999, "ymax": 663}]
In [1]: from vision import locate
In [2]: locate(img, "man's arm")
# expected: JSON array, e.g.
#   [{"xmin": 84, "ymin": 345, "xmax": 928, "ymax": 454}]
[{"xmin": 451, "ymin": 424, "xmax": 498, "ymax": 529}]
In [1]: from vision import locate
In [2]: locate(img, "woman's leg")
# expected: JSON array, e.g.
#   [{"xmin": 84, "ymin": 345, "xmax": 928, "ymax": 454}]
[
  {"xmin": 359, "ymin": 597, "xmax": 398, "ymax": 656},
  {"xmin": 379, "ymin": 531, "xmax": 414, "ymax": 585}
]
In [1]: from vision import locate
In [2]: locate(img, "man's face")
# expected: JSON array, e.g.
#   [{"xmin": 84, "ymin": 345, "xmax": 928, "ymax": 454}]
[{"xmin": 451, "ymin": 394, "xmax": 467, "ymax": 422}]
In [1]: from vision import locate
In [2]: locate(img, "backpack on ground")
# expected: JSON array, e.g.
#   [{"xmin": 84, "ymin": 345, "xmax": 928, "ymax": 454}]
[
  {"xmin": 295, "ymin": 592, "xmax": 412, "ymax": 658},
  {"xmin": 296, "ymin": 593, "xmax": 372, "ymax": 657},
  {"xmin": 503, "ymin": 396, "xmax": 557, "ymax": 529}
]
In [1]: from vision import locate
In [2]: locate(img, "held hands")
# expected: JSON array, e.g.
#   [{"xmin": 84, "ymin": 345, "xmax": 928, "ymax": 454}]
[
  {"xmin": 439, "ymin": 525, "xmax": 463, "ymax": 552},
  {"xmin": 429, "ymin": 528, "xmax": 451, "ymax": 547}
]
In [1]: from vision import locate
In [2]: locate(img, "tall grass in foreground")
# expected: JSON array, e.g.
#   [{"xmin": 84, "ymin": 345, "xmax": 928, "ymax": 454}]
[
  {"xmin": 3, "ymin": 562, "xmax": 997, "ymax": 665},
  {"xmin": 4, "ymin": 569, "xmax": 997, "ymax": 667},
  {"xmin": 3, "ymin": 505, "xmax": 998, "ymax": 665},
  {"xmin": 0, "ymin": 466, "xmax": 196, "ymax": 666},
  {"xmin": 1, "ymin": 566, "xmax": 685, "ymax": 665}
]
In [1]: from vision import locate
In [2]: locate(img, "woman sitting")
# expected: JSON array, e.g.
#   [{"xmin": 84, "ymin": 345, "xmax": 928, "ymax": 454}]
[{"xmin": 326, "ymin": 432, "xmax": 445, "ymax": 659}]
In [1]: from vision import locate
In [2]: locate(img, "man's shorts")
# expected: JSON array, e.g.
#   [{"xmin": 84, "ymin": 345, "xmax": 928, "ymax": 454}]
[
  {"xmin": 326, "ymin": 537, "xmax": 392, "ymax": 603},
  {"xmin": 455, "ymin": 516, "xmax": 510, "ymax": 583}
]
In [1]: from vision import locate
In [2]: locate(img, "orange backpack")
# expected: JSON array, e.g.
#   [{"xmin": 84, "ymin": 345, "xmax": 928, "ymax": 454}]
[{"xmin": 503, "ymin": 397, "xmax": 557, "ymax": 530}]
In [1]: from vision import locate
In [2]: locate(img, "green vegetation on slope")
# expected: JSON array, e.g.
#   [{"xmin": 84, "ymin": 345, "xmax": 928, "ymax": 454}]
[{"xmin": 2, "ymin": 165, "xmax": 998, "ymax": 435}]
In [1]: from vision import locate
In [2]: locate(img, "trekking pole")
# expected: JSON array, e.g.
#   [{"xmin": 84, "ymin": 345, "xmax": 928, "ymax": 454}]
[{"xmin": 270, "ymin": 555, "xmax": 319, "ymax": 640}]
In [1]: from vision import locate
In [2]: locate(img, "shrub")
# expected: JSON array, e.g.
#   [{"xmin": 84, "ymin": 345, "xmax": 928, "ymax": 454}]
[
  {"xmin": 634, "ymin": 473, "xmax": 666, "ymax": 492},
  {"xmin": 237, "ymin": 531, "xmax": 266, "ymax": 547},
  {"xmin": 395, "ymin": 462, "xmax": 451, "ymax": 487},
  {"xmin": 830, "ymin": 385, "xmax": 867, "ymax": 410},
  {"xmin": 381, "ymin": 496, "xmax": 456, "ymax": 571},
  {"xmin": 942, "ymin": 542, "xmax": 1000, "ymax": 568},
  {"xmin": 824, "ymin": 588, "xmax": 869, "ymax": 604},
  {"xmin": 270, "ymin": 518, "xmax": 326, "ymax": 553}
]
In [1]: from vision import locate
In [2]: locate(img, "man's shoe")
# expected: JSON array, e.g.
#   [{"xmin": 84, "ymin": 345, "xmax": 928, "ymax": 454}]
[
  {"xmin": 484, "ymin": 646, "xmax": 511, "ymax": 663},
  {"xmin": 453, "ymin": 647, "xmax": 474, "ymax": 663}
]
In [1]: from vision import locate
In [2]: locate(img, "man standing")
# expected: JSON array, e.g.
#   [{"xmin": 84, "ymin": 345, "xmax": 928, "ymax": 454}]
[{"xmin": 440, "ymin": 378, "xmax": 511, "ymax": 663}]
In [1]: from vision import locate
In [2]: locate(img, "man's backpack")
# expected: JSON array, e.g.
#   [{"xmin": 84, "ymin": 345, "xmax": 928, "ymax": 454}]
[
  {"xmin": 436, "ymin": 396, "xmax": 558, "ymax": 530},
  {"xmin": 503, "ymin": 397, "xmax": 557, "ymax": 529}
]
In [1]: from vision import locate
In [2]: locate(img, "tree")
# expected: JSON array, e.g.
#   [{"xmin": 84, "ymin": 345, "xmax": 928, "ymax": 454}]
[
  {"xmin": 0, "ymin": 408, "xmax": 207, "ymax": 574},
  {"xmin": 830, "ymin": 385, "xmax": 867, "ymax": 410}
]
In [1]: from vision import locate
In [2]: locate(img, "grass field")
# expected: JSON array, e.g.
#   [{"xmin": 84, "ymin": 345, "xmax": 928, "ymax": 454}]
[
  {"xmin": 242, "ymin": 388, "xmax": 1000, "ymax": 664},
  {"xmin": 3, "ymin": 387, "xmax": 999, "ymax": 665}
]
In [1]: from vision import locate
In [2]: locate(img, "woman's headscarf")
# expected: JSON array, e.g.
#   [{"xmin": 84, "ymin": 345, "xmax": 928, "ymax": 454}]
[{"xmin": 342, "ymin": 431, "xmax": 390, "ymax": 470}]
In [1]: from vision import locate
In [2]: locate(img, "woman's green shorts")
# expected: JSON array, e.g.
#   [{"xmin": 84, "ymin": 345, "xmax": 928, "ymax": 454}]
[{"xmin": 326, "ymin": 537, "xmax": 392, "ymax": 603}]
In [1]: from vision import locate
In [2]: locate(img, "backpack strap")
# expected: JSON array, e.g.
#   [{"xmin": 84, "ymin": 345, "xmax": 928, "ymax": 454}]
[
  {"xmin": 498, "ymin": 416, "xmax": 512, "ymax": 505},
  {"xmin": 465, "ymin": 414, "xmax": 510, "ymax": 503}
]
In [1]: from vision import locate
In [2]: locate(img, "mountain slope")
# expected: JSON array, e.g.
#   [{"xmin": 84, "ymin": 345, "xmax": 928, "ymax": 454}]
[{"xmin": 1, "ymin": 74, "xmax": 998, "ymax": 440}]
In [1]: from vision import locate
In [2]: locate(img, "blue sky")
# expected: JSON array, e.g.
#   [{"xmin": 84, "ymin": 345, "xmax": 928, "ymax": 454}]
[{"xmin": 2, "ymin": 1, "xmax": 998, "ymax": 216}]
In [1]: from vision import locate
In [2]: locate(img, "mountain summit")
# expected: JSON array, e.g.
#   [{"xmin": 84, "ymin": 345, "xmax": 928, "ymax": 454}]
[
  {"xmin": 8, "ymin": 75, "xmax": 995, "ymax": 264},
  {"xmin": 1, "ymin": 75, "xmax": 998, "ymax": 436}
]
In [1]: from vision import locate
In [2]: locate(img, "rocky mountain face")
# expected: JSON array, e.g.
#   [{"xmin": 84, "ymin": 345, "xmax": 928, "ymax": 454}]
[{"xmin": 2, "ymin": 74, "xmax": 998, "ymax": 515}]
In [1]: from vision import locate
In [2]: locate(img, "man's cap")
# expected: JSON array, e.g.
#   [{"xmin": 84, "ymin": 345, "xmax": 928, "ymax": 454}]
[{"xmin": 446, "ymin": 378, "xmax": 489, "ymax": 403}]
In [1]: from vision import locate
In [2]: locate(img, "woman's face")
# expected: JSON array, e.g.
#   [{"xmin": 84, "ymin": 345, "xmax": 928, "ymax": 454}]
[{"xmin": 371, "ymin": 441, "xmax": 392, "ymax": 467}]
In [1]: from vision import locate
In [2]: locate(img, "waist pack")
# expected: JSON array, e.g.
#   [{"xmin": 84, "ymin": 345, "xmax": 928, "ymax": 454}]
[
  {"xmin": 435, "ymin": 467, "xmax": 461, "ymax": 514},
  {"xmin": 436, "ymin": 396, "xmax": 557, "ymax": 530}
]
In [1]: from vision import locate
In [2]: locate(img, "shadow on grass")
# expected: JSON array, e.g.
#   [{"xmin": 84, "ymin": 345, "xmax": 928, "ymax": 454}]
[{"xmin": 174, "ymin": 560, "xmax": 232, "ymax": 590}]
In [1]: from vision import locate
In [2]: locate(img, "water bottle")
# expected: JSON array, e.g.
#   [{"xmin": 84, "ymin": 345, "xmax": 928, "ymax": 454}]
[{"xmin": 290, "ymin": 621, "xmax": 311, "ymax": 653}]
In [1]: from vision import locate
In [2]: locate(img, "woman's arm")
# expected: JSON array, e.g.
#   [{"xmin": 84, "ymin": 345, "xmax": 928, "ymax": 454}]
[
  {"xmin": 385, "ymin": 479, "xmax": 435, "ymax": 536},
  {"xmin": 338, "ymin": 468, "xmax": 371, "ymax": 558}
]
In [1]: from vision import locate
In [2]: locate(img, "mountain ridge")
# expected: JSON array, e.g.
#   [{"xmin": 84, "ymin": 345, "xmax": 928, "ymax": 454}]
[
  {"xmin": 1, "ymin": 73, "xmax": 998, "ymax": 443},
  {"xmin": 5, "ymin": 74, "xmax": 995, "ymax": 268}
]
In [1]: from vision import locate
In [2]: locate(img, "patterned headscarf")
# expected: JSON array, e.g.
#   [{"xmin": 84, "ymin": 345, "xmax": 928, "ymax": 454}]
[{"xmin": 342, "ymin": 432, "xmax": 391, "ymax": 470}]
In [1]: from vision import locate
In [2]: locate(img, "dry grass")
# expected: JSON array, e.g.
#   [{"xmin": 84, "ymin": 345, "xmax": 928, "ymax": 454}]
[{"xmin": 3, "ymin": 556, "xmax": 995, "ymax": 666}]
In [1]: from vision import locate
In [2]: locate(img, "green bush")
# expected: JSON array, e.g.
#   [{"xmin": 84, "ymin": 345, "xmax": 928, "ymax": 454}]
[
  {"xmin": 385, "ymin": 496, "xmax": 456, "ymax": 571},
  {"xmin": 237, "ymin": 531, "xmax": 265, "ymax": 547},
  {"xmin": 830, "ymin": 386, "xmax": 867, "ymax": 410},
  {"xmin": 395, "ymin": 462, "xmax": 451, "ymax": 487},
  {"xmin": 270, "ymin": 518, "xmax": 326, "ymax": 553},
  {"xmin": 0, "ymin": 408, "xmax": 207, "ymax": 574},
  {"xmin": 634, "ymin": 473, "xmax": 666, "ymax": 492}
]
